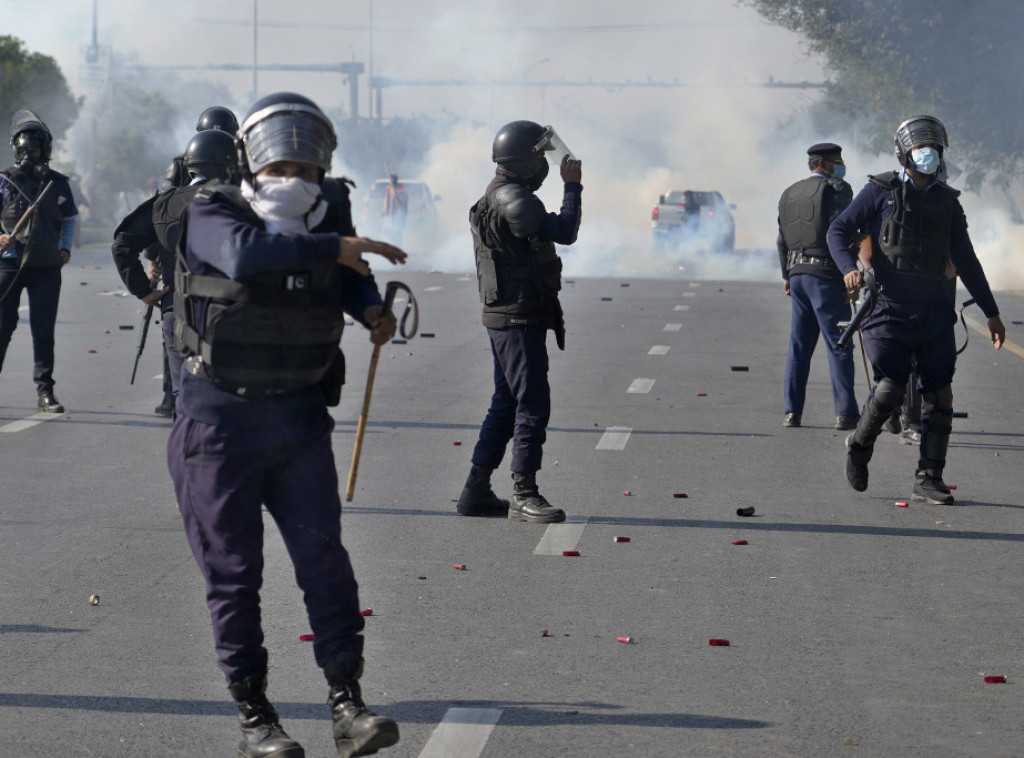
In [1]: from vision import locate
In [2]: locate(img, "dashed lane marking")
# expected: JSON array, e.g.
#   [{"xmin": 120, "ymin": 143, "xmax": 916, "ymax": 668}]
[
  {"xmin": 648, "ymin": 345, "xmax": 670, "ymax": 355},
  {"xmin": 627, "ymin": 378, "xmax": 656, "ymax": 393},
  {"xmin": 0, "ymin": 413, "xmax": 67, "ymax": 433},
  {"xmin": 418, "ymin": 707, "xmax": 503, "ymax": 758},
  {"xmin": 663, "ymin": 323, "xmax": 682, "ymax": 332},
  {"xmin": 673, "ymin": 305, "xmax": 690, "ymax": 311},
  {"xmin": 688, "ymin": 282, "xmax": 702, "ymax": 287},
  {"xmin": 683, "ymin": 291, "xmax": 696, "ymax": 297},
  {"xmin": 534, "ymin": 515, "xmax": 589, "ymax": 556},
  {"xmin": 596, "ymin": 426, "xmax": 632, "ymax": 450},
  {"xmin": 423, "ymin": 286, "xmax": 444, "ymax": 292}
]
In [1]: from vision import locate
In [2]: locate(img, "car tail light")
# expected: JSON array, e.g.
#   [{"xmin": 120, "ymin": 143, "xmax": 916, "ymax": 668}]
[
  {"xmin": 707, "ymin": 210, "xmax": 715, "ymax": 217},
  {"xmin": 652, "ymin": 207, "xmax": 659, "ymax": 219}
]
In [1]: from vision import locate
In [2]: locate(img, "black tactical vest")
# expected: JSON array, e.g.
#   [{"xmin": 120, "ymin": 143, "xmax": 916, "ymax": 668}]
[
  {"xmin": 173, "ymin": 182, "xmax": 349, "ymax": 396},
  {"xmin": 779, "ymin": 176, "xmax": 849, "ymax": 261},
  {"xmin": 871, "ymin": 171, "xmax": 957, "ymax": 280},
  {"xmin": 470, "ymin": 186, "xmax": 561, "ymax": 311},
  {"xmin": 0, "ymin": 167, "xmax": 68, "ymax": 267}
]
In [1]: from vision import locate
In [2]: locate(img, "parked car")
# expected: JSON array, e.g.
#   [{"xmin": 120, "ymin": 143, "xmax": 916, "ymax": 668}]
[
  {"xmin": 357, "ymin": 179, "xmax": 441, "ymax": 247},
  {"xmin": 651, "ymin": 189, "xmax": 736, "ymax": 252}
]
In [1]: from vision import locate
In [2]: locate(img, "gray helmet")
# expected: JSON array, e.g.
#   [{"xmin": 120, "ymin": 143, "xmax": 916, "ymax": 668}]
[
  {"xmin": 196, "ymin": 106, "xmax": 239, "ymax": 134},
  {"xmin": 184, "ymin": 129, "xmax": 238, "ymax": 182},
  {"xmin": 238, "ymin": 92, "xmax": 337, "ymax": 180},
  {"xmin": 894, "ymin": 115, "xmax": 948, "ymax": 167}
]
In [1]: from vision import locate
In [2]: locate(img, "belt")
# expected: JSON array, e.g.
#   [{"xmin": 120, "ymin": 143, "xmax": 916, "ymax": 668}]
[{"xmin": 787, "ymin": 251, "xmax": 836, "ymax": 269}]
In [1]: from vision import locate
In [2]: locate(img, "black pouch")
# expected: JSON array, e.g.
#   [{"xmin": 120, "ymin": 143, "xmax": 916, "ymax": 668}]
[{"xmin": 320, "ymin": 347, "xmax": 346, "ymax": 407}]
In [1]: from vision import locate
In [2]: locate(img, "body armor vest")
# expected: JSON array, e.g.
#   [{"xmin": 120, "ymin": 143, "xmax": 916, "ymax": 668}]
[
  {"xmin": 1, "ymin": 167, "xmax": 67, "ymax": 267},
  {"xmin": 174, "ymin": 182, "xmax": 348, "ymax": 396},
  {"xmin": 470, "ymin": 188, "xmax": 561, "ymax": 310},
  {"xmin": 871, "ymin": 171, "xmax": 956, "ymax": 280},
  {"xmin": 779, "ymin": 176, "xmax": 850, "ymax": 269}
]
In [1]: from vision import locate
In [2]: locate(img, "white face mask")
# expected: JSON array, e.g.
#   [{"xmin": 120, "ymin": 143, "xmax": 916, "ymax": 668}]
[
  {"xmin": 241, "ymin": 175, "xmax": 328, "ymax": 234},
  {"xmin": 910, "ymin": 146, "xmax": 940, "ymax": 175}
]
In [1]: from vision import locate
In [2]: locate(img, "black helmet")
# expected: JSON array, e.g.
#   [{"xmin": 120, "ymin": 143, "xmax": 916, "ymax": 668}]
[
  {"xmin": 894, "ymin": 115, "xmax": 948, "ymax": 167},
  {"xmin": 184, "ymin": 129, "xmax": 238, "ymax": 182},
  {"xmin": 196, "ymin": 106, "xmax": 239, "ymax": 134},
  {"xmin": 492, "ymin": 120, "xmax": 551, "ymax": 190},
  {"xmin": 238, "ymin": 92, "xmax": 337, "ymax": 181},
  {"xmin": 9, "ymin": 109, "xmax": 52, "ymax": 168}
]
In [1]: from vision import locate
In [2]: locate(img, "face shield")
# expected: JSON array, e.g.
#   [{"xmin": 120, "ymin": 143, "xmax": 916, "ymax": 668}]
[{"xmin": 534, "ymin": 126, "xmax": 576, "ymax": 166}]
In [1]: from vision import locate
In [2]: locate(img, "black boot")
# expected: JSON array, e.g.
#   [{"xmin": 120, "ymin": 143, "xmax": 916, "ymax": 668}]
[
  {"xmin": 456, "ymin": 465, "xmax": 510, "ymax": 517},
  {"xmin": 509, "ymin": 471, "xmax": 566, "ymax": 523},
  {"xmin": 228, "ymin": 675, "xmax": 305, "ymax": 758},
  {"xmin": 912, "ymin": 469, "xmax": 955, "ymax": 505},
  {"xmin": 845, "ymin": 434, "xmax": 872, "ymax": 492},
  {"xmin": 845, "ymin": 378, "xmax": 905, "ymax": 493},
  {"xmin": 38, "ymin": 392, "xmax": 64, "ymax": 413},
  {"xmin": 324, "ymin": 655, "xmax": 399, "ymax": 758},
  {"xmin": 154, "ymin": 390, "xmax": 175, "ymax": 418}
]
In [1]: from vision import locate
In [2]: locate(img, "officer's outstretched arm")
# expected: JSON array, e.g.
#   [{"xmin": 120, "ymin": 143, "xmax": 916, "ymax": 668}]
[{"xmin": 338, "ymin": 236, "xmax": 407, "ymax": 277}]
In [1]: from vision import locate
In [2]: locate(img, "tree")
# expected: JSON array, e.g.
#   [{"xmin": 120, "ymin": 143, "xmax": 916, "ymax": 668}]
[
  {"xmin": 0, "ymin": 36, "xmax": 81, "ymax": 147},
  {"xmin": 742, "ymin": 0, "xmax": 1024, "ymax": 188}
]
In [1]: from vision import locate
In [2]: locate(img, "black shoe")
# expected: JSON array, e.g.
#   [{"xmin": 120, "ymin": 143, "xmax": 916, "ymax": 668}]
[
  {"xmin": 782, "ymin": 413, "xmax": 801, "ymax": 428},
  {"xmin": 900, "ymin": 428, "xmax": 922, "ymax": 446},
  {"xmin": 456, "ymin": 465, "xmax": 510, "ymax": 517},
  {"xmin": 911, "ymin": 470, "xmax": 955, "ymax": 505},
  {"xmin": 325, "ymin": 657, "xmax": 399, "ymax": 758},
  {"xmin": 38, "ymin": 392, "xmax": 64, "ymax": 413},
  {"xmin": 154, "ymin": 391, "xmax": 175, "ymax": 418},
  {"xmin": 228, "ymin": 676, "xmax": 305, "ymax": 758},
  {"xmin": 835, "ymin": 415, "xmax": 859, "ymax": 431},
  {"xmin": 509, "ymin": 471, "xmax": 566, "ymax": 523},
  {"xmin": 844, "ymin": 433, "xmax": 870, "ymax": 492}
]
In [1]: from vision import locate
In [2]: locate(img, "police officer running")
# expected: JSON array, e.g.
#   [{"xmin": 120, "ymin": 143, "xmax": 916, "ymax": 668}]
[
  {"xmin": 828, "ymin": 116, "xmax": 1005, "ymax": 504},
  {"xmin": 167, "ymin": 93, "xmax": 405, "ymax": 758},
  {"xmin": 112, "ymin": 128, "xmax": 238, "ymax": 418},
  {"xmin": 778, "ymin": 142, "xmax": 859, "ymax": 430},
  {"xmin": 0, "ymin": 109, "xmax": 78, "ymax": 413},
  {"xmin": 457, "ymin": 120, "xmax": 582, "ymax": 523}
]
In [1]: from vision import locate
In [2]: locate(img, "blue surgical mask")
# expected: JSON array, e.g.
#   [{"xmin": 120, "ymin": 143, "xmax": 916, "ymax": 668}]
[
  {"xmin": 831, "ymin": 163, "xmax": 847, "ymax": 181},
  {"xmin": 911, "ymin": 146, "xmax": 940, "ymax": 175}
]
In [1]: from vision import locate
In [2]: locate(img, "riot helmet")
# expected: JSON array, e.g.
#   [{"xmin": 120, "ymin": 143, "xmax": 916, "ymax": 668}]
[
  {"xmin": 9, "ymin": 109, "xmax": 53, "ymax": 172},
  {"xmin": 183, "ymin": 129, "xmax": 238, "ymax": 182},
  {"xmin": 492, "ymin": 120, "xmax": 552, "ymax": 190},
  {"xmin": 894, "ymin": 116, "xmax": 948, "ymax": 167},
  {"xmin": 196, "ymin": 106, "xmax": 239, "ymax": 135},
  {"xmin": 238, "ymin": 92, "xmax": 337, "ymax": 182}
]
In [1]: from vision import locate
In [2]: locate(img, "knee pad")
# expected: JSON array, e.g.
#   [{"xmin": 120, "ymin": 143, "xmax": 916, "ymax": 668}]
[
  {"xmin": 922, "ymin": 384, "xmax": 954, "ymax": 413},
  {"xmin": 872, "ymin": 378, "xmax": 906, "ymax": 413}
]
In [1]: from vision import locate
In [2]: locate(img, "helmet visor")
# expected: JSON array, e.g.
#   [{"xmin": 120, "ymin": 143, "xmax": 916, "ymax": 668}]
[
  {"xmin": 896, "ymin": 117, "xmax": 948, "ymax": 152},
  {"xmin": 241, "ymin": 104, "xmax": 337, "ymax": 175},
  {"xmin": 536, "ymin": 126, "xmax": 576, "ymax": 165}
]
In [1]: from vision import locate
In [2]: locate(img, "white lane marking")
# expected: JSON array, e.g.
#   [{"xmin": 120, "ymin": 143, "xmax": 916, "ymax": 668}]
[
  {"xmin": 596, "ymin": 426, "xmax": 632, "ymax": 450},
  {"xmin": 663, "ymin": 323, "xmax": 682, "ymax": 332},
  {"xmin": 648, "ymin": 345, "xmax": 670, "ymax": 355},
  {"xmin": 673, "ymin": 305, "xmax": 690, "ymax": 311},
  {"xmin": 627, "ymin": 378, "xmax": 655, "ymax": 394},
  {"xmin": 534, "ymin": 515, "xmax": 589, "ymax": 555},
  {"xmin": 683, "ymin": 291, "xmax": 696, "ymax": 297},
  {"xmin": 688, "ymin": 282, "xmax": 702, "ymax": 287},
  {"xmin": 0, "ymin": 413, "xmax": 67, "ymax": 433},
  {"xmin": 456, "ymin": 275, "xmax": 474, "ymax": 281},
  {"xmin": 418, "ymin": 708, "xmax": 503, "ymax": 758},
  {"xmin": 424, "ymin": 286, "xmax": 444, "ymax": 292}
]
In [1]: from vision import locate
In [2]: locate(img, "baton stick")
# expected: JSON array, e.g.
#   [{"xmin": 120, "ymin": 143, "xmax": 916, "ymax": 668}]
[{"xmin": 345, "ymin": 282, "xmax": 399, "ymax": 502}]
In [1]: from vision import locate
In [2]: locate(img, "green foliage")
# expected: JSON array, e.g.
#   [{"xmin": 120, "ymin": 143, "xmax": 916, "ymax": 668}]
[
  {"xmin": 743, "ymin": 0, "xmax": 1024, "ymax": 187},
  {"xmin": 0, "ymin": 35, "xmax": 81, "ymax": 146}
]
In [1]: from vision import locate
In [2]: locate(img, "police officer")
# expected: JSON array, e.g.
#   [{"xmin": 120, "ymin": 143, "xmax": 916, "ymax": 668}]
[
  {"xmin": 456, "ymin": 120, "xmax": 582, "ymax": 523},
  {"xmin": 167, "ymin": 92, "xmax": 405, "ymax": 758},
  {"xmin": 112, "ymin": 128, "xmax": 238, "ymax": 417},
  {"xmin": 160, "ymin": 106, "xmax": 239, "ymax": 192},
  {"xmin": 828, "ymin": 116, "xmax": 1005, "ymax": 504},
  {"xmin": 0, "ymin": 110, "xmax": 78, "ymax": 412},
  {"xmin": 777, "ymin": 142, "xmax": 859, "ymax": 430}
]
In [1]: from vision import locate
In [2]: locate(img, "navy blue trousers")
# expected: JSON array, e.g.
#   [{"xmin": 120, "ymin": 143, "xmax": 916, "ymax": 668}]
[
  {"xmin": 862, "ymin": 295, "xmax": 956, "ymax": 391},
  {"xmin": 471, "ymin": 326, "xmax": 551, "ymax": 473},
  {"xmin": 784, "ymin": 273, "xmax": 858, "ymax": 416},
  {"xmin": 160, "ymin": 310, "xmax": 183, "ymax": 396},
  {"xmin": 167, "ymin": 411, "xmax": 364, "ymax": 685},
  {"xmin": 0, "ymin": 265, "xmax": 62, "ymax": 394}
]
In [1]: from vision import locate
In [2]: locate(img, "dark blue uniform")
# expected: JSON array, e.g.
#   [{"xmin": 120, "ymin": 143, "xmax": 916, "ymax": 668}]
[
  {"xmin": 471, "ymin": 176, "xmax": 582, "ymax": 474},
  {"xmin": 166, "ymin": 189, "xmax": 382, "ymax": 686}
]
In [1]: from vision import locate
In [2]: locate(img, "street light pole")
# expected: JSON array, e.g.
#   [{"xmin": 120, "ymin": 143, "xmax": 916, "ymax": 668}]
[{"xmin": 522, "ymin": 57, "xmax": 550, "ymax": 114}]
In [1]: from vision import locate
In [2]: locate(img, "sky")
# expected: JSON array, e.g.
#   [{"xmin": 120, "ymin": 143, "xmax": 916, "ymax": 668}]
[{"xmin": 4, "ymin": 0, "xmax": 1020, "ymax": 286}]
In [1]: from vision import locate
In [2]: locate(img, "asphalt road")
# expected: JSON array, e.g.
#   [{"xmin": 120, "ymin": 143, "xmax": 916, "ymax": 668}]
[{"xmin": 2, "ymin": 240, "xmax": 1022, "ymax": 757}]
